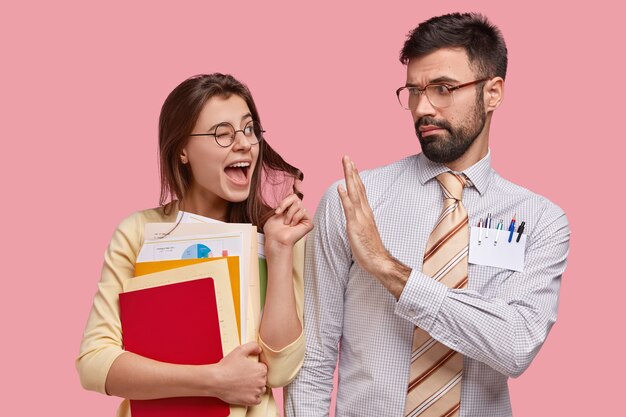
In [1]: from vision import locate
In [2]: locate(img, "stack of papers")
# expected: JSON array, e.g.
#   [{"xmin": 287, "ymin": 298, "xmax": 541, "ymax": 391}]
[{"xmin": 119, "ymin": 212, "xmax": 267, "ymax": 417}]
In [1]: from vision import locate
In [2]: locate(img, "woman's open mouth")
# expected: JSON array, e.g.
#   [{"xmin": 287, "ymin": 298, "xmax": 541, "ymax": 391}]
[{"xmin": 224, "ymin": 161, "xmax": 251, "ymax": 185}]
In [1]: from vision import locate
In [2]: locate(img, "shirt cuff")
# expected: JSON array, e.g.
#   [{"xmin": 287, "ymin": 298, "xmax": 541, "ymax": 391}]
[
  {"xmin": 259, "ymin": 330, "xmax": 305, "ymax": 387},
  {"xmin": 395, "ymin": 269, "xmax": 448, "ymax": 331}
]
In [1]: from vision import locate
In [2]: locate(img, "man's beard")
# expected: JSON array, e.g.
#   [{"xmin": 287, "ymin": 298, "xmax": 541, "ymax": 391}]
[{"xmin": 415, "ymin": 93, "xmax": 487, "ymax": 164}]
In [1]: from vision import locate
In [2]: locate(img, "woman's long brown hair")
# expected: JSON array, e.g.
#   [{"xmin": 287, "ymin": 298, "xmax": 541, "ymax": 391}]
[{"xmin": 158, "ymin": 73, "xmax": 303, "ymax": 231}]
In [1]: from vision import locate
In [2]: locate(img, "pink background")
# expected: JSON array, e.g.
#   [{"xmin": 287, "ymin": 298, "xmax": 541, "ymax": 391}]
[{"xmin": 1, "ymin": 1, "xmax": 623, "ymax": 416}]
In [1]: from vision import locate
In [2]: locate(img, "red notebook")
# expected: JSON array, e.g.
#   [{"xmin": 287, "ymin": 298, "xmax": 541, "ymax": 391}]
[{"xmin": 119, "ymin": 277, "xmax": 230, "ymax": 417}]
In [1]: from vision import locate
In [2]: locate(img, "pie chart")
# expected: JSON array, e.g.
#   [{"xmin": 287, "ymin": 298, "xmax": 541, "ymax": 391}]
[{"xmin": 181, "ymin": 243, "xmax": 211, "ymax": 259}]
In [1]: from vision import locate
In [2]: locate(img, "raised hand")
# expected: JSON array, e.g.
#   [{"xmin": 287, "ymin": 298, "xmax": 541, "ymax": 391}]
[
  {"xmin": 337, "ymin": 156, "xmax": 393, "ymax": 277},
  {"xmin": 337, "ymin": 155, "xmax": 411, "ymax": 298},
  {"xmin": 211, "ymin": 342, "xmax": 268, "ymax": 406}
]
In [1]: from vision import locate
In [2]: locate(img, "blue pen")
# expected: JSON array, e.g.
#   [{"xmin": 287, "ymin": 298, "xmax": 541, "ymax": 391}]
[
  {"xmin": 507, "ymin": 214, "xmax": 516, "ymax": 243},
  {"xmin": 494, "ymin": 219, "xmax": 504, "ymax": 246},
  {"xmin": 485, "ymin": 213, "xmax": 491, "ymax": 239}
]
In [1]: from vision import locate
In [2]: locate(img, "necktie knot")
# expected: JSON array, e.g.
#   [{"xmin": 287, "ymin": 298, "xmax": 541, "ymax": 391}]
[{"xmin": 436, "ymin": 172, "xmax": 467, "ymax": 202}]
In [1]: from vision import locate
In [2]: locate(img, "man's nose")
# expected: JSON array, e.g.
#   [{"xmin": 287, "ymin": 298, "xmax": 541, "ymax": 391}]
[{"xmin": 413, "ymin": 91, "xmax": 437, "ymax": 119}]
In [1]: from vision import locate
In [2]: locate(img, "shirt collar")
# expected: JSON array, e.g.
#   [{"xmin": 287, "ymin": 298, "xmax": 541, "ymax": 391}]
[{"xmin": 416, "ymin": 150, "xmax": 493, "ymax": 195}]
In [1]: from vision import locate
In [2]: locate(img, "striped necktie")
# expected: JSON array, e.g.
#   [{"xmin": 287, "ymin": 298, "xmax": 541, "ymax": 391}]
[{"xmin": 405, "ymin": 172, "xmax": 469, "ymax": 417}]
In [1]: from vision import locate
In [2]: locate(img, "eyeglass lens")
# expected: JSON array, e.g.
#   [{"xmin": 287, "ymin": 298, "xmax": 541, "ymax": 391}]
[
  {"xmin": 397, "ymin": 85, "xmax": 453, "ymax": 110},
  {"xmin": 214, "ymin": 120, "xmax": 261, "ymax": 146}
]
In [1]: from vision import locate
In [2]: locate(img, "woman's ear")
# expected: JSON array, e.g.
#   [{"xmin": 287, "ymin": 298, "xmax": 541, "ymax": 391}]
[
  {"xmin": 485, "ymin": 77, "xmax": 504, "ymax": 112},
  {"xmin": 180, "ymin": 149, "xmax": 189, "ymax": 164}
]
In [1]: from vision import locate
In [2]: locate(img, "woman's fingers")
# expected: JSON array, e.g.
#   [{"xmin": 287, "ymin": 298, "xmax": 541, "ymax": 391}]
[
  {"xmin": 271, "ymin": 194, "xmax": 312, "ymax": 227},
  {"xmin": 281, "ymin": 197, "xmax": 302, "ymax": 224},
  {"xmin": 274, "ymin": 194, "xmax": 297, "ymax": 214}
]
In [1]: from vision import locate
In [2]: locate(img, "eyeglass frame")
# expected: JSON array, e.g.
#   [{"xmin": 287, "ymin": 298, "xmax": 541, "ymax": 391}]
[
  {"xmin": 189, "ymin": 119, "xmax": 265, "ymax": 148},
  {"xmin": 395, "ymin": 78, "xmax": 491, "ymax": 110}
]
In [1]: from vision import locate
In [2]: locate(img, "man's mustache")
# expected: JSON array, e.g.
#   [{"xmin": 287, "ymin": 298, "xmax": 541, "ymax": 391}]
[{"xmin": 415, "ymin": 117, "xmax": 452, "ymax": 132}]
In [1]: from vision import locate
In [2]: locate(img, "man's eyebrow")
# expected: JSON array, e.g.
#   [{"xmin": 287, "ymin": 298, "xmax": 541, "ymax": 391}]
[
  {"xmin": 429, "ymin": 76, "xmax": 459, "ymax": 84},
  {"xmin": 405, "ymin": 76, "xmax": 460, "ymax": 87}
]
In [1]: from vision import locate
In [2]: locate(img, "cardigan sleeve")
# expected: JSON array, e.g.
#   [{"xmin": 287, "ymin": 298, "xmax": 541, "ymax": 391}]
[{"xmin": 76, "ymin": 212, "xmax": 144, "ymax": 394}]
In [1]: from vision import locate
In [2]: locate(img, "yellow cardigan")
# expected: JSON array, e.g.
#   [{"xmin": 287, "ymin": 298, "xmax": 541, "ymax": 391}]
[{"xmin": 76, "ymin": 205, "xmax": 305, "ymax": 417}]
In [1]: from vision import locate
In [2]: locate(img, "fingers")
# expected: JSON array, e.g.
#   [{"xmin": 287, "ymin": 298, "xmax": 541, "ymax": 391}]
[
  {"xmin": 351, "ymin": 163, "xmax": 372, "ymax": 216},
  {"xmin": 216, "ymin": 343, "xmax": 269, "ymax": 406},
  {"xmin": 343, "ymin": 155, "xmax": 368, "ymax": 206},
  {"xmin": 274, "ymin": 194, "xmax": 309, "ymax": 226},
  {"xmin": 341, "ymin": 155, "xmax": 359, "ymax": 205},
  {"xmin": 244, "ymin": 362, "xmax": 267, "ymax": 405},
  {"xmin": 281, "ymin": 197, "xmax": 300, "ymax": 224},
  {"xmin": 289, "ymin": 206, "xmax": 310, "ymax": 227},
  {"xmin": 239, "ymin": 341, "xmax": 262, "ymax": 356},
  {"xmin": 252, "ymin": 386, "xmax": 268, "ymax": 405},
  {"xmin": 340, "ymin": 155, "xmax": 369, "ymax": 219},
  {"xmin": 337, "ymin": 183, "xmax": 355, "ymax": 220},
  {"xmin": 274, "ymin": 193, "xmax": 299, "ymax": 214},
  {"xmin": 351, "ymin": 161, "xmax": 365, "ymax": 196},
  {"xmin": 283, "ymin": 201, "xmax": 306, "ymax": 226}
]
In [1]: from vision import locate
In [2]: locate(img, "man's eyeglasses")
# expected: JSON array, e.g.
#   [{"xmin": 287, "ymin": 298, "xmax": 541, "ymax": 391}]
[
  {"xmin": 189, "ymin": 120, "xmax": 265, "ymax": 148},
  {"xmin": 396, "ymin": 78, "xmax": 490, "ymax": 110}
]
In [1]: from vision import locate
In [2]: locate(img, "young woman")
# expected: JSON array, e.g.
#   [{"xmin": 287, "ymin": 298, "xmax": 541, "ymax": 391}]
[{"xmin": 77, "ymin": 73, "xmax": 312, "ymax": 416}]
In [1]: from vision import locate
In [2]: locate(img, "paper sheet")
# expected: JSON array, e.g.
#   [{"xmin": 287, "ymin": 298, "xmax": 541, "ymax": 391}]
[{"xmin": 143, "ymin": 222, "xmax": 259, "ymax": 343}]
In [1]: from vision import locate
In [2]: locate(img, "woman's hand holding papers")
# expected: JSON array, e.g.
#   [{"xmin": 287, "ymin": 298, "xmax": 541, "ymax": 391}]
[{"xmin": 210, "ymin": 342, "xmax": 268, "ymax": 405}]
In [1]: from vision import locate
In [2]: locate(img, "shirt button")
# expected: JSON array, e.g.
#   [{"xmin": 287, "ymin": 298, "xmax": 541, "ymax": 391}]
[{"xmin": 408, "ymin": 308, "xmax": 416, "ymax": 315}]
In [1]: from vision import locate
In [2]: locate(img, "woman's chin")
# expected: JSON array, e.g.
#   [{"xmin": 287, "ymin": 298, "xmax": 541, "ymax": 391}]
[{"xmin": 222, "ymin": 187, "xmax": 251, "ymax": 203}]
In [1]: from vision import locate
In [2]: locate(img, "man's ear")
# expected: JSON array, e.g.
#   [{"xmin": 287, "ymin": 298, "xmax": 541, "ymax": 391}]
[{"xmin": 485, "ymin": 77, "xmax": 504, "ymax": 112}]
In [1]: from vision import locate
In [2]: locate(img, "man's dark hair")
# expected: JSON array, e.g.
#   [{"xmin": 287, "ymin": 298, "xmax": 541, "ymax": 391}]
[{"xmin": 400, "ymin": 12, "xmax": 508, "ymax": 79}]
